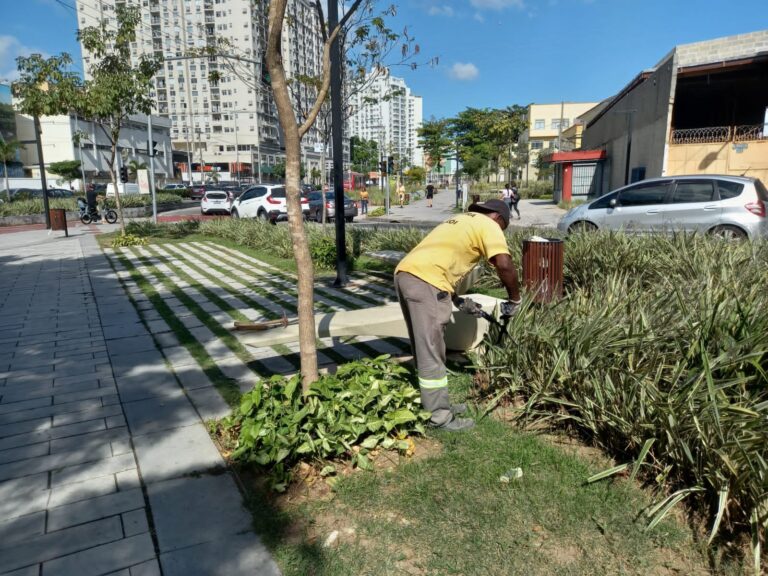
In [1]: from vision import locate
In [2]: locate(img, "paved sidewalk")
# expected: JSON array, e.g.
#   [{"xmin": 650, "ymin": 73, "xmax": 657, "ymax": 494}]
[
  {"xmin": 366, "ymin": 186, "xmax": 566, "ymax": 229},
  {"xmin": 0, "ymin": 228, "xmax": 279, "ymax": 575}
]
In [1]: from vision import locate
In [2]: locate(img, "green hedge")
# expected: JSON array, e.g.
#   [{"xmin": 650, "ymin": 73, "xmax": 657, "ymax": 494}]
[
  {"xmin": 473, "ymin": 232, "xmax": 768, "ymax": 564},
  {"xmin": 0, "ymin": 193, "xmax": 182, "ymax": 217}
]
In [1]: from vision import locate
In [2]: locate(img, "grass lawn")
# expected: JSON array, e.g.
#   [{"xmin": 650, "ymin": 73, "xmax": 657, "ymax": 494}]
[
  {"xmin": 248, "ymin": 378, "xmax": 713, "ymax": 575},
  {"xmin": 98, "ymin": 228, "xmax": 722, "ymax": 574}
]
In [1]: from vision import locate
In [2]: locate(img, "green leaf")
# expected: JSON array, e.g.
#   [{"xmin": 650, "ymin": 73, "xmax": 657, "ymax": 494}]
[
  {"xmin": 384, "ymin": 408, "xmax": 417, "ymax": 426},
  {"xmin": 629, "ymin": 438, "xmax": 655, "ymax": 483},
  {"xmin": 586, "ymin": 463, "xmax": 629, "ymax": 483}
]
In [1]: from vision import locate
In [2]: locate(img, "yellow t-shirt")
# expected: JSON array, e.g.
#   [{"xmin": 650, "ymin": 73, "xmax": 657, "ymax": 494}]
[{"xmin": 395, "ymin": 212, "xmax": 510, "ymax": 293}]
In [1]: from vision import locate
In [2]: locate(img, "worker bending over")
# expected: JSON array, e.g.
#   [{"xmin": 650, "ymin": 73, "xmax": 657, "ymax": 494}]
[{"xmin": 394, "ymin": 199, "xmax": 521, "ymax": 431}]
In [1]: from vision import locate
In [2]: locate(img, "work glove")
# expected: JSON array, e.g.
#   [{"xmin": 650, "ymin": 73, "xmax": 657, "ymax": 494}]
[
  {"xmin": 499, "ymin": 300, "xmax": 521, "ymax": 319},
  {"xmin": 453, "ymin": 296, "xmax": 486, "ymax": 318}
]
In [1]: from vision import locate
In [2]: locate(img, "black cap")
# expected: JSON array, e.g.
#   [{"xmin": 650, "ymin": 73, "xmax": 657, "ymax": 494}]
[{"xmin": 468, "ymin": 198, "xmax": 510, "ymax": 227}]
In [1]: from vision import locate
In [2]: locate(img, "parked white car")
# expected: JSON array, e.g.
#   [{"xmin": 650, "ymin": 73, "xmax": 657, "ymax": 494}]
[
  {"xmin": 200, "ymin": 190, "xmax": 232, "ymax": 215},
  {"xmin": 557, "ymin": 175, "xmax": 768, "ymax": 240},
  {"xmin": 229, "ymin": 184, "xmax": 309, "ymax": 221}
]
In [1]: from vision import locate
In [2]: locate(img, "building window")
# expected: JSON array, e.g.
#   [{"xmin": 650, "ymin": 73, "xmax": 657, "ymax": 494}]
[
  {"xmin": 551, "ymin": 119, "xmax": 561, "ymax": 130},
  {"xmin": 530, "ymin": 140, "xmax": 544, "ymax": 150},
  {"xmin": 534, "ymin": 119, "xmax": 545, "ymax": 130}
]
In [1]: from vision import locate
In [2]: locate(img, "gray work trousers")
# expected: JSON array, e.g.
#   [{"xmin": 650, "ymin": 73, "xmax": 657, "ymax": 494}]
[{"xmin": 394, "ymin": 272, "xmax": 453, "ymax": 426}]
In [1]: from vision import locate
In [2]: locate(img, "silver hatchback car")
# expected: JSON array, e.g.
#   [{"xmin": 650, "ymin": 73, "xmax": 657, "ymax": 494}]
[{"xmin": 558, "ymin": 175, "xmax": 768, "ymax": 240}]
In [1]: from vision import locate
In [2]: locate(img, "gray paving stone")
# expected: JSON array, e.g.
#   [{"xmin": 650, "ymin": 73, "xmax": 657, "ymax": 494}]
[
  {"xmin": 216, "ymin": 355, "xmax": 254, "ymax": 381},
  {"xmin": 148, "ymin": 473, "xmax": 251, "ymax": 552},
  {"xmin": 132, "ymin": 424, "xmax": 223, "ymax": 484},
  {"xmin": 50, "ymin": 428, "xmax": 129, "ymax": 455},
  {"xmin": 2, "ymin": 565, "xmax": 39, "ymax": 576},
  {"xmin": 122, "ymin": 394, "xmax": 198, "ymax": 437},
  {"xmin": 0, "ymin": 516, "xmax": 123, "ymax": 574},
  {"xmin": 41, "ymin": 532, "xmax": 155, "ymax": 576},
  {"xmin": 160, "ymin": 532, "xmax": 280, "ymax": 576},
  {"xmin": 51, "ymin": 452, "xmax": 136, "ymax": 488},
  {"xmin": 173, "ymin": 365, "xmax": 212, "ymax": 390},
  {"xmin": 115, "ymin": 372, "xmax": 179, "ymax": 403},
  {"xmin": 110, "ymin": 349, "xmax": 165, "ymax": 373},
  {"xmin": 47, "ymin": 488, "xmax": 144, "ymax": 531},
  {"xmin": 145, "ymin": 319, "xmax": 171, "ymax": 334},
  {"xmin": 106, "ymin": 336, "xmax": 158, "ymax": 357},
  {"xmin": 48, "ymin": 474, "xmax": 118, "ymax": 508},
  {"xmin": 162, "ymin": 346, "xmax": 196, "ymax": 367},
  {"xmin": 103, "ymin": 322, "xmax": 148, "ymax": 340},
  {"xmin": 115, "ymin": 469, "xmax": 140, "ymax": 492},
  {"xmin": 0, "ymin": 417, "xmax": 51, "ymax": 441},
  {"xmin": 121, "ymin": 508, "xmax": 149, "ymax": 537},
  {"xmin": 0, "ymin": 511, "xmax": 46, "ymax": 547},
  {"xmin": 185, "ymin": 387, "xmax": 231, "ymax": 421},
  {"xmin": 129, "ymin": 559, "xmax": 161, "ymax": 576},
  {"xmin": 1, "ymin": 379, "xmax": 100, "ymax": 404},
  {"xmin": 0, "ymin": 443, "xmax": 112, "ymax": 482},
  {"xmin": 53, "ymin": 403, "xmax": 123, "ymax": 427},
  {"xmin": 54, "ymin": 385, "xmax": 120, "ymax": 405},
  {"xmin": 0, "ymin": 442, "xmax": 50, "ymax": 465},
  {"xmin": 153, "ymin": 332, "xmax": 180, "ymax": 349}
]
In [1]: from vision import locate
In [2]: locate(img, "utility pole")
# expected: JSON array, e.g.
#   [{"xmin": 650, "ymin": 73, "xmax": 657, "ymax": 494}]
[
  {"xmin": 33, "ymin": 115, "xmax": 51, "ymax": 228},
  {"xmin": 147, "ymin": 114, "xmax": 157, "ymax": 223},
  {"xmin": 329, "ymin": 0, "xmax": 347, "ymax": 287}
]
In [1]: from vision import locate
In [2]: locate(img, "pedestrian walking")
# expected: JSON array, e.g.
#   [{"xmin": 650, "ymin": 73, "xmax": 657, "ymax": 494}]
[
  {"xmin": 426, "ymin": 184, "xmax": 434, "ymax": 207},
  {"xmin": 510, "ymin": 181, "xmax": 521, "ymax": 220},
  {"xmin": 394, "ymin": 199, "xmax": 521, "ymax": 431},
  {"xmin": 398, "ymin": 181, "xmax": 406, "ymax": 208},
  {"xmin": 359, "ymin": 186, "xmax": 369, "ymax": 215}
]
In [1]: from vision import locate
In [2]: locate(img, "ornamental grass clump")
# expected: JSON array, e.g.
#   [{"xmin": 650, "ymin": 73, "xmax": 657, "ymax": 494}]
[
  {"xmin": 221, "ymin": 356, "xmax": 429, "ymax": 490},
  {"xmin": 474, "ymin": 232, "xmax": 768, "ymax": 570}
]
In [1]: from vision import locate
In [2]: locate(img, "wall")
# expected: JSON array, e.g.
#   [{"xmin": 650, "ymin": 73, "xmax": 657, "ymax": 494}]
[
  {"xmin": 582, "ymin": 56, "xmax": 675, "ymax": 190},
  {"xmin": 667, "ymin": 140, "xmax": 768, "ymax": 183}
]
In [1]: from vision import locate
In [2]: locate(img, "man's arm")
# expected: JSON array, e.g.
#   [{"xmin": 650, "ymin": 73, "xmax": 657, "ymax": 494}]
[{"xmin": 489, "ymin": 253, "xmax": 521, "ymax": 302}]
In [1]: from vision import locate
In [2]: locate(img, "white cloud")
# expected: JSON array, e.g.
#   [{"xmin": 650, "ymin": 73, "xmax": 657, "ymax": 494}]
[
  {"xmin": 473, "ymin": 12, "xmax": 485, "ymax": 22},
  {"xmin": 469, "ymin": 0, "xmax": 525, "ymax": 10},
  {"xmin": 0, "ymin": 35, "xmax": 40, "ymax": 82},
  {"xmin": 449, "ymin": 62, "xmax": 479, "ymax": 81},
  {"xmin": 428, "ymin": 5, "xmax": 455, "ymax": 16}
]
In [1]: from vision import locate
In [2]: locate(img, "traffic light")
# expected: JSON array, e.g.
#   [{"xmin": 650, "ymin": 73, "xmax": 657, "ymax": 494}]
[
  {"xmin": 387, "ymin": 155, "xmax": 394, "ymax": 173},
  {"xmin": 379, "ymin": 159, "xmax": 387, "ymax": 174},
  {"xmin": 119, "ymin": 166, "xmax": 129, "ymax": 183},
  {"xmin": 148, "ymin": 140, "xmax": 158, "ymax": 157}
]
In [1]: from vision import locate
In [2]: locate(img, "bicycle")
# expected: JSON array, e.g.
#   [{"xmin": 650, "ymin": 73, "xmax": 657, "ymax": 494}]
[{"xmin": 78, "ymin": 202, "xmax": 118, "ymax": 224}]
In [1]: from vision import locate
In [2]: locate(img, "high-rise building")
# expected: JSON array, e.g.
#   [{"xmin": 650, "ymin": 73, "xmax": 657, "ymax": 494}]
[
  {"xmin": 348, "ymin": 69, "xmax": 424, "ymax": 169},
  {"xmin": 75, "ymin": 0, "xmax": 327, "ymax": 183}
]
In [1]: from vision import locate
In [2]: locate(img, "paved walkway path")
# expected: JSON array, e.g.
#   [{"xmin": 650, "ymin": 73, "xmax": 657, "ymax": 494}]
[{"xmin": 0, "ymin": 227, "xmax": 280, "ymax": 576}]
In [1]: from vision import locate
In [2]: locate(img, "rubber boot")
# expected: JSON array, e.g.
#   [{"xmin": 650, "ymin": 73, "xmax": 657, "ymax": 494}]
[
  {"xmin": 451, "ymin": 403, "xmax": 467, "ymax": 415},
  {"xmin": 420, "ymin": 387, "xmax": 474, "ymax": 431}
]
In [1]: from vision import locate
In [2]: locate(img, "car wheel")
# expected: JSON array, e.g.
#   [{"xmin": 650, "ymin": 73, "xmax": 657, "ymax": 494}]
[
  {"xmin": 257, "ymin": 209, "xmax": 268, "ymax": 221},
  {"xmin": 568, "ymin": 221, "xmax": 597, "ymax": 234},
  {"xmin": 231, "ymin": 209, "xmax": 239, "ymax": 219},
  {"xmin": 345, "ymin": 216, "xmax": 353, "ymax": 223},
  {"xmin": 201, "ymin": 208, "xmax": 206, "ymax": 215},
  {"xmin": 710, "ymin": 225, "xmax": 746, "ymax": 241}
]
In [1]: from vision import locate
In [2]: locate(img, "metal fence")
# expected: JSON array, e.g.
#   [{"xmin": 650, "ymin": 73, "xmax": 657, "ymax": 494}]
[
  {"xmin": 733, "ymin": 124, "xmax": 768, "ymax": 142},
  {"xmin": 670, "ymin": 126, "xmax": 730, "ymax": 144}
]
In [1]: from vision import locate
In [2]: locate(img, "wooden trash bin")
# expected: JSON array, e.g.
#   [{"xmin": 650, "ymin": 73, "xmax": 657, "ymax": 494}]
[
  {"xmin": 522, "ymin": 238, "xmax": 564, "ymax": 303},
  {"xmin": 49, "ymin": 208, "xmax": 69, "ymax": 237}
]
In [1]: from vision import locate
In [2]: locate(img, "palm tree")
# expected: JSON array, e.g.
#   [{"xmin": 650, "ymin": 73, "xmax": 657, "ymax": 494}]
[
  {"xmin": 0, "ymin": 139, "xmax": 24, "ymax": 201},
  {"xmin": 127, "ymin": 159, "xmax": 147, "ymax": 181}
]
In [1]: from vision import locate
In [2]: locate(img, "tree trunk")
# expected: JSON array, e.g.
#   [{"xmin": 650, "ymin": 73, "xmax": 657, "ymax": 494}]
[
  {"xmin": 267, "ymin": 0, "xmax": 318, "ymax": 390},
  {"xmin": 108, "ymin": 140, "xmax": 126, "ymax": 235},
  {"xmin": 3, "ymin": 161, "xmax": 10, "ymax": 202}
]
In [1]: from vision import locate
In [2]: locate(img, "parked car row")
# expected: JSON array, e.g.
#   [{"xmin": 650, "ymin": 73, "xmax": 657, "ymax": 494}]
[
  {"xmin": 558, "ymin": 175, "xmax": 767, "ymax": 240},
  {"xmin": 2, "ymin": 188, "xmax": 75, "ymax": 201},
  {"xmin": 200, "ymin": 184, "xmax": 359, "ymax": 223}
]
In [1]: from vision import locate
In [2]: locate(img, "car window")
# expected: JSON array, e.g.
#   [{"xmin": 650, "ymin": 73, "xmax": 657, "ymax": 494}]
[
  {"xmin": 253, "ymin": 187, "xmax": 268, "ymax": 197},
  {"xmin": 617, "ymin": 182, "xmax": 670, "ymax": 207},
  {"xmin": 716, "ymin": 180, "xmax": 746, "ymax": 200},
  {"xmin": 754, "ymin": 179, "xmax": 768, "ymax": 201},
  {"xmin": 269, "ymin": 187, "xmax": 286, "ymax": 199},
  {"xmin": 589, "ymin": 191, "xmax": 618, "ymax": 210},
  {"xmin": 239, "ymin": 190, "xmax": 255, "ymax": 201},
  {"xmin": 205, "ymin": 192, "xmax": 228, "ymax": 200},
  {"xmin": 307, "ymin": 192, "xmax": 322, "ymax": 201},
  {"xmin": 670, "ymin": 181, "xmax": 714, "ymax": 203}
]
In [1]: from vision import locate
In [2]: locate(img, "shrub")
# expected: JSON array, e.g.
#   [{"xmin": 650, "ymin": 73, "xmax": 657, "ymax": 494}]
[
  {"xmin": 309, "ymin": 232, "xmax": 356, "ymax": 270},
  {"xmin": 106, "ymin": 193, "xmax": 182, "ymax": 208},
  {"xmin": 473, "ymin": 232, "xmax": 768, "ymax": 565},
  {"xmin": 111, "ymin": 233, "xmax": 149, "ymax": 248},
  {"xmin": 518, "ymin": 180, "xmax": 553, "ymax": 199},
  {"xmin": 221, "ymin": 356, "xmax": 430, "ymax": 490},
  {"xmin": 126, "ymin": 219, "xmax": 200, "ymax": 238},
  {"xmin": 0, "ymin": 198, "xmax": 75, "ymax": 217},
  {"xmin": 367, "ymin": 206, "xmax": 386, "ymax": 217}
]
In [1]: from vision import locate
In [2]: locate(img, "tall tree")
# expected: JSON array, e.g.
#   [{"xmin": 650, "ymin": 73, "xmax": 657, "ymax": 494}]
[
  {"xmin": 267, "ymin": 1, "xmax": 421, "ymax": 390},
  {"xmin": 12, "ymin": 53, "xmax": 82, "ymax": 225},
  {"xmin": 48, "ymin": 160, "xmax": 82, "ymax": 187},
  {"xmin": 350, "ymin": 136, "xmax": 379, "ymax": 173},
  {"xmin": 76, "ymin": 4, "xmax": 162, "ymax": 233},
  {"xmin": 418, "ymin": 118, "xmax": 452, "ymax": 181},
  {"xmin": 0, "ymin": 139, "xmax": 24, "ymax": 201}
]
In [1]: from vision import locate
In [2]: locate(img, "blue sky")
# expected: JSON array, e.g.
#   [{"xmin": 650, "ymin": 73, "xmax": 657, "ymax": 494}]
[{"xmin": 2, "ymin": 0, "xmax": 766, "ymax": 120}]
